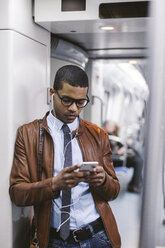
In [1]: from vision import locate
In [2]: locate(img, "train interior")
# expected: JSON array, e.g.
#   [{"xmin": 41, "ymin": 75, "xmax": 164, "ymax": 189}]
[{"xmin": 0, "ymin": 0, "xmax": 165, "ymax": 248}]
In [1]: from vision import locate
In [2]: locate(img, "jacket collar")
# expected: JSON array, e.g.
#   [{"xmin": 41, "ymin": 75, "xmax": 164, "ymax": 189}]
[
  {"xmin": 41, "ymin": 112, "xmax": 50, "ymax": 133},
  {"xmin": 41, "ymin": 111, "xmax": 85, "ymax": 137}
]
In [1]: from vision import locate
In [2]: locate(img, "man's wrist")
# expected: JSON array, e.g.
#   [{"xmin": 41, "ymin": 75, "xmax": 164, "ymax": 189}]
[{"xmin": 52, "ymin": 177, "xmax": 59, "ymax": 191}]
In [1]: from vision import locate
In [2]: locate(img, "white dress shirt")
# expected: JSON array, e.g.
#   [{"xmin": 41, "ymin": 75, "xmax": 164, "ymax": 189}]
[{"xmin": 47, "ymin": 111, "xmax": 100, "ymax": 230}]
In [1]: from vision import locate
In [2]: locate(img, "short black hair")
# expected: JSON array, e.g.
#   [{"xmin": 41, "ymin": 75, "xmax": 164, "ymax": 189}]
[{"xmin": 53, "ymin": 65, "xmax": 88, "ymax": 90}]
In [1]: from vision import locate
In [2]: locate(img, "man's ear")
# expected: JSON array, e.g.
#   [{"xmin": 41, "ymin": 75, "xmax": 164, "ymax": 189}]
[{"xmin": 50, "ymin": 88, "xmax": 55, "ymax": 96}]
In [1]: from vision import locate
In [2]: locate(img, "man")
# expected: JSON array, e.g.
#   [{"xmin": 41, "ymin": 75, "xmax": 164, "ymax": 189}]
[{"xmin": 9, "ymin": 65, "xmax": 121, "ymax": 248}]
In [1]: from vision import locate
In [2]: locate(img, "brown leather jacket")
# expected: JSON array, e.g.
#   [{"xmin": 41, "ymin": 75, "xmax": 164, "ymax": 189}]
[{"xmin": 9, "ymin": 112, "xmax": 121, "ymax": 248}]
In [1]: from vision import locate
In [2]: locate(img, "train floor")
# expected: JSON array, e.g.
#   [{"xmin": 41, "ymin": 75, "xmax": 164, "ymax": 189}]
[{"xmin": 110, "ymin": 168, "xmax": 142, "ymax": 248}]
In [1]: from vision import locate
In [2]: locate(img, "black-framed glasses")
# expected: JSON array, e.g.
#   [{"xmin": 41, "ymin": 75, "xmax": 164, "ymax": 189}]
[{"xmin": 55, "ymin": 90, "xmax": 90, "ymax": 108}]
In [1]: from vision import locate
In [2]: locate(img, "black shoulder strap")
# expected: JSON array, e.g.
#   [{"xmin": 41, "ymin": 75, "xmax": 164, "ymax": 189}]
[
  {"xmin": 38, "ymin": 119, "xmax": 44, "ymax": 181},
  {"xmin": 31, "ymin": 120, "xmax": 44, "ymax": 247}
]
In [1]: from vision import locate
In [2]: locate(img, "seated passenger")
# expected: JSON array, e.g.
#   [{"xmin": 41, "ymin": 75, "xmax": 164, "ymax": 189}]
[{"xmin": 103, "ymin": 120, "xmax": 143, "ymax": 193}]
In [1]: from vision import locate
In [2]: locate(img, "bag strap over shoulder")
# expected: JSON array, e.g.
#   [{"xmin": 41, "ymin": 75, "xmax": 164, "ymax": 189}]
[
  {"xmin": 38, "ymin": 119, "xmax": 44, "ymax": 181},
  {"xmin": 31, "ymin": 119, "xmax": 44, "ymax": 248}
]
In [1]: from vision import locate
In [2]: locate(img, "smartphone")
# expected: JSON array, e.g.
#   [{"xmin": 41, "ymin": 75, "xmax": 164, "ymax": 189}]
[{"xmin": 79, "ymin": 162, "xmax": 98, "ymax": 172}]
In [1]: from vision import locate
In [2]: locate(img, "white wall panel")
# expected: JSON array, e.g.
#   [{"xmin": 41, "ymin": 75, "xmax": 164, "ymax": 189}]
[
  {"xmin": 0, "ymin": 2, "xmax": 10, "ymax": 27},
  {"xmin": 0, "ymin": 30, "xmax": 49, "ymax": 248},
  {"xmin": 0, "ymin": 31, "xmax": 13, "ymax": 248},
  {"xmin": 0, "ymin": 0, "xmax": 49, "ymax": 46},
  {"xmin": 11, "ymin": 30, "xmax": 49, "ymax": 127}
]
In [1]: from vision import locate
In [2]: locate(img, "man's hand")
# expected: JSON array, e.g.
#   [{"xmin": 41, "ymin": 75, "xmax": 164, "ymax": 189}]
[
  {"xmin": 87, "ymin": 165, "xmax": 106, "ymax": 187},
  {"xmin": 52, "ymin": 164, "xmax": 90, "ymax": 191}
]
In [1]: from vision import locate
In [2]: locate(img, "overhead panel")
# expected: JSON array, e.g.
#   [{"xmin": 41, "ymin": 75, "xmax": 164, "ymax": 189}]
[
  {"xmin": 99, "ymin": 1, "xmax": 149, "ymax": 19},
  {"xmin": 34, "ymin": 0, "xmax": 151, "ymax": 58},
  {"xmin": 61, "ymin": 0, "xmax": 86, "ymax": 11},
  {"xmin": 34, "ymin": 0, "xmax": 150, "ymax": 26},
  {"xmin": 34, "ymin": 0, "xmax": 99, "ymax": 26}
]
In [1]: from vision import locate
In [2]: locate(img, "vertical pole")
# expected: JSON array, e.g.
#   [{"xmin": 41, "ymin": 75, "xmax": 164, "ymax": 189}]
[{"xmin": 140, "ymin": 0, "xmax": 165, "ymax": 247}]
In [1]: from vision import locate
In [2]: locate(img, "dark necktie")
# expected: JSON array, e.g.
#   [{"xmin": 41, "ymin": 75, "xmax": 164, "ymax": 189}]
[{"xmin": 60, "ymin": 124, "xmax": 72, "ymax": 240}]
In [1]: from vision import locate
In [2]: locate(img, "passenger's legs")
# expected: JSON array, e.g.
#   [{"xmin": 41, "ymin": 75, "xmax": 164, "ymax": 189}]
[{"xmin": 126, "ymin": 154, "xmax": 143, "ymax": 193}]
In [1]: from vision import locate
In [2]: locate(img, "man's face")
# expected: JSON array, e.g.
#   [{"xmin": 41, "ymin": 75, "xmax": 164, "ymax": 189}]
[{"xmin": 52, "ymin": 82, "xmax": 88, "ymax": 123}]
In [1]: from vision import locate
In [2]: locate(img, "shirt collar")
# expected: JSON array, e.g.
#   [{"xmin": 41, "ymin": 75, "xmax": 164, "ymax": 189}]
[{"xmin": 47, "ymin": 111, "xmax": 79, "ymax": 132}]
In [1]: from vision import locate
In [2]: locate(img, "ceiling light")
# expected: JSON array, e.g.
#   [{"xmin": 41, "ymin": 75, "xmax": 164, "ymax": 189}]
[
  {"xmin": 100, "ymin": 26, "xmax": 114, "ymax": 31},
  {"xmin": 129, "ymin": 60, "xmax": 138, "ymax": 65}
]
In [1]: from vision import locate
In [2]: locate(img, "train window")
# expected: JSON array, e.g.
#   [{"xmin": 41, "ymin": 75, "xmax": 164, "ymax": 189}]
[
  {"xmin": 61, "ymin": 0, "xmax": 86, "ymax": 12},
  {"xmin": 99, "ymin": 1, "xmax": 149, "ymax": 19}
]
